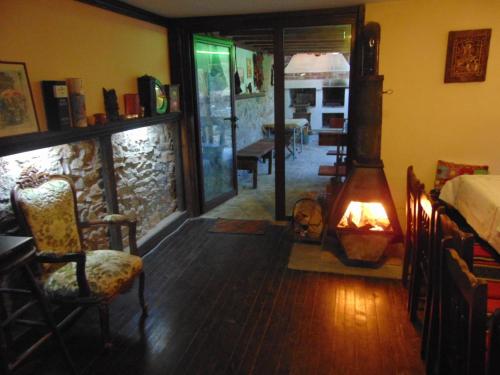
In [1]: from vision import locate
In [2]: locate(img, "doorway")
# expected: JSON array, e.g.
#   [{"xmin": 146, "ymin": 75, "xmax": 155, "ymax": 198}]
[{"xmin": 170, "ymin": 6, "xmax": 364, "ymax": 220}]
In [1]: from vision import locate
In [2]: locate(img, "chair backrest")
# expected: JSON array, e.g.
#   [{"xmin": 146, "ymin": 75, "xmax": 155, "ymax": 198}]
[
  {"xmin": 416, "ymin": 191, "xmax": 436, "ymax": 273},
  {"xmin": 440, "ymin": 246, "xmax": 487, "ymax": 375},
  {"xmin": 11, "ymin": 171, "xmax": 83, "ymax": 256},
  {"xmin": 488, "ymin": 309, "xmax": 500, "ymax": 375},
  {"xmin": 403, "ymin": 166, "xmax": 425, "ymax": 286},
  {"xmin": 437, "ymin": 213, "xmax": 474, "ymax": 270},
  {"xmin": 406, "ymin": 166, "xmax": 425, "ymax": 256}
]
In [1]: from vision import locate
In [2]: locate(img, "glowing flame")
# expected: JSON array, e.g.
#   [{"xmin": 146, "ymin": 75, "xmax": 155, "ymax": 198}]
[{"xmin": 338, "ymin": 201, "xmax": 391, "ymax": 231}]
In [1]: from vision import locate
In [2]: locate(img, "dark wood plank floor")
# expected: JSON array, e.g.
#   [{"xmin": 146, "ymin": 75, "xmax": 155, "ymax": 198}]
[{"xmin": 26, "ymin": 219, "xmax": 424, "ymax": 374}]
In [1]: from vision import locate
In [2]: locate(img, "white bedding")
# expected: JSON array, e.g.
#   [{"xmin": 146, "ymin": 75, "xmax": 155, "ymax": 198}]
[{"xmin": 439, "ymin": 175, "xmax": 500, "ymax": 253}]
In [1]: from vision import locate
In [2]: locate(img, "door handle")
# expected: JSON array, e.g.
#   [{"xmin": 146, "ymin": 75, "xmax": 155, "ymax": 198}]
[{"xmin": 224, "ymin": 116, "xmax": 238, "ymax": 128}]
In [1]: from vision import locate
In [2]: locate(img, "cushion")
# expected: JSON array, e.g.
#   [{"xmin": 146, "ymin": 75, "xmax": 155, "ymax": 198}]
[
  {"xmin": 434, "ymin": 160, "xmax": 488, "ymax": 190},
  {"xmin": 43, "ymin": 250, "xmax": 143, "ymax": 299},
  {"xmin": 488, "ymin": 298, "xmax": 500, "ymax": 315},
  {"xmin": 474, "ymin": 242, "xmax": 495, "ymax": 259},
  {"xmin": 473, "ymin": 242, "xmax": 500, "ymax": 280},
  {"xmin": 17, "ymin": 179, "xmax": 83, "ymax": 254},
  {"xmin": 488, "ymin": 281, "xmax": 500, "ymax": 299}
]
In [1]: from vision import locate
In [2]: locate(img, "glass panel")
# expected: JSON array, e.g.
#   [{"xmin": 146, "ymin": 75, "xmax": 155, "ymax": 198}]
[
  {"xmin": 194, "ymin": 39, "xmax": 234, "ymax": 203},
  {"xmin": 283, "ymin": 25, "xmax": 352, "ymax": 216}
]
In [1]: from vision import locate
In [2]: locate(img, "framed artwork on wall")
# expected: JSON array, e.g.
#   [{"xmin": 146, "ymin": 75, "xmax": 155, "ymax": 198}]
[
  {"xmin": 168, "ymin": 84, "xmax": 181, "ymax": 113},
  {"xmin": 0, "ymin": 61, "xmax": 39, "ymax": 138},
  {"xmin": 444, "ymin": 29, "xmax": 492, "ymax": 83}
]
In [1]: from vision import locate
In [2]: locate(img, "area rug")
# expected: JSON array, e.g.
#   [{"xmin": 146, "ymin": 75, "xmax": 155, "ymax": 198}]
[
  {"xmin": 288, "ymin": 242, "xmax": 403, "ymax": 280},
  {"xmin": 209, "ymin": 218, "xmax": 269, "ymax": 235}
]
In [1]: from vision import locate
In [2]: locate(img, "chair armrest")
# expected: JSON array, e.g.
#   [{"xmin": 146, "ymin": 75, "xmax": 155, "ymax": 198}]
[
  {"xmin": 36, "ymin": 252, "xmax": 91, "ymax": 297},
  {"xmin": 81, "ymin": 214, "xmax": 134, "ymax": 226},
  {"xmin": 80, "ymin": 215, "xmax": 138, "ymax": 255}
]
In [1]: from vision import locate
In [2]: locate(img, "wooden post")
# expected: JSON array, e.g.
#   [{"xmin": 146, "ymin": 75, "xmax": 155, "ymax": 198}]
[
  {"xmin": 98, "ymin": 135, "xmax": 122, "ymax": 249},
  {"xmin": 274, "ymin": 27, "xmax": 286, "ymax": 221}
]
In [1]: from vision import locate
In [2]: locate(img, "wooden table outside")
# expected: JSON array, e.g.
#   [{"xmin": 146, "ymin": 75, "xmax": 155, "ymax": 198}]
[
  {"xmin": 237, "ymin": 139, "xmax": 274, "ymax": 188},
  {"xmin": 262, "ymin": 118, "xmax": 307, "ymax": 159}
]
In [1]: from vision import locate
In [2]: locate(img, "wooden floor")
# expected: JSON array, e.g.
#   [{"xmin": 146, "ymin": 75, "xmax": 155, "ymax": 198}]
[{"xmin": 28, "ymin": 219, "xmax": 424, "ymax": 374}]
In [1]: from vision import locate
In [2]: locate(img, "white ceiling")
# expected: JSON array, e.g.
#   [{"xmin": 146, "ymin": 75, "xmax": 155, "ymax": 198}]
[{"xmin": 122, "ymin": 0, "xmax": 383, "ymax": 18}]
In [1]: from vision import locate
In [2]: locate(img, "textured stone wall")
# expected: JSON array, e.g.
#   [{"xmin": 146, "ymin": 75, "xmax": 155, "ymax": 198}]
[
  {"xmin": 0, "ymin": 122, "xmax": 178, "ymax": 250},
  {"xmin": 236, "ymin": 54, "xmax": 275, "ymax": 150},
  {"xmin": 111, "ymin": 123, "xmax": 177, "ymax": 239},
  {"xmin": 0, "ymin": 140, "xmax": 109, "ymax": 249}
]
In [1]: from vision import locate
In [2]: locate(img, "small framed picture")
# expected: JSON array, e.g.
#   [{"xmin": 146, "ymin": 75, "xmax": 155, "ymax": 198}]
[
  {"xmin": 246, "ymin": 58, "xmax": 252, "ymax": 79},
  {"xmin": 0, "ymin": 61, "xmax": 39, "ymax": 137},
  {"xmin": 168, "ymin": 84, "xmax": 181, "ymax": 113},
  {"xmin": 444, "ymin": 29, "xmax": 492, "ymax": 83}
]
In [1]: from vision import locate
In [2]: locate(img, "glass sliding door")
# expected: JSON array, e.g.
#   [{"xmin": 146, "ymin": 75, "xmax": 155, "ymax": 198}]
[
  {"xmin": 283, "ymin": 25, "xmax": 353, "ymax": 216},
  {"xmin": 193, "ymin": 35, "xmax": 237, "ymax": 211}
]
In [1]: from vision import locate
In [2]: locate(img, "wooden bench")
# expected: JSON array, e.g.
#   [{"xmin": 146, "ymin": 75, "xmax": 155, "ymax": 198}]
[{"xmin": 237, "ymin": 139, "xmax": 274, "ymax": 188}]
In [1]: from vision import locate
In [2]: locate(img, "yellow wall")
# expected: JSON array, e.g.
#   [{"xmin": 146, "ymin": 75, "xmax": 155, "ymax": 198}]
[
  {"xmin": 366, "ymin": 0, "xmax": 500, "ymax": 223},
  {"xmin": 0, "ymin": 0, "xmax": 169, "ymax": 131}
]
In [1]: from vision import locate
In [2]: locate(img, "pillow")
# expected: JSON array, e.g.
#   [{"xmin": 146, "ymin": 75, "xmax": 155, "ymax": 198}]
[{"xmin": 434, "ymin": 160, "xmax": 489, "ymax": 190}]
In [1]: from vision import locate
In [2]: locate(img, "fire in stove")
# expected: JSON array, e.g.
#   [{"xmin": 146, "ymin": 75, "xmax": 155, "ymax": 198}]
[{"xmin": 337, "ymin": 201, "xmax": 392, "ymax": 232}]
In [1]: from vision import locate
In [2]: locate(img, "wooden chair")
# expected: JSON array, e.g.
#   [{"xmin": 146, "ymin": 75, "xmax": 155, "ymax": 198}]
[
  {"xmin": 423, "ymin": 211, "xmax": 474, "ymax": 373},
  {"xmin": 408, "ymin": 191, "xmax": 438, "ymax": 325},
  {"xmin": 439, "ymin": 247, "xmax": 487, "ymax": 375},
  {"xmin": 10, "ymin": 168, "xmax": 147, "ymax": 348},
  {"xmin": 488, "ymin": 309, "xmax": 500, "ymax": 375},
  {"xmin": 424, "ymin": 212, "xmax": 500, "ymax": 375},
  {"xmin": 402, "ymin": 165, "xmax": 425, "ymax": 287}
]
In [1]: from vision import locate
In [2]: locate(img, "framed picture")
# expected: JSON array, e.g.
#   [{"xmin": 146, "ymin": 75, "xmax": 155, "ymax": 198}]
[
  {"xmin": 246, "ymin": 58, "xmax": 252, "ymax": 79},
  {"xmin": 0, "ymin": 61, "xmax": 39, "ymax": 137},
  {"xmin": 168, "ymin": 84, "xmax": 181, "ymax": 113},
  {"xmin": 444, "ymin": 29, "xmax": 491, "ymax": 83}
]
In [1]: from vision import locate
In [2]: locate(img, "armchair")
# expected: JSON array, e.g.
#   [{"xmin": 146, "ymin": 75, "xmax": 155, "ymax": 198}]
[{"xmin": 10, "ymin": 168, "xmax": 147, "ymax": 347}]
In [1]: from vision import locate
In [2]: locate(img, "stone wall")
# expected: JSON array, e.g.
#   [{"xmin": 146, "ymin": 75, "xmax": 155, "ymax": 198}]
[
  {"xmin": 0, "ymin": 122, "xmax": 177, "ymax": 250},
  {"xmin": 112, "ymin": 124, "xmax": 177, "ymax": 239},
  {"xmin": 0, "ymin": 140, "xmax": 109, "ymax": 249},
  {"xmin": 236, "ymin": 54, "xmax": 275, "ymax": 150}
]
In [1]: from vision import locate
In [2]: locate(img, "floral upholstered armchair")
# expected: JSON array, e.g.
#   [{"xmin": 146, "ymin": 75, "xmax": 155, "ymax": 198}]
[{"xmin": 10, "ymin": 168, "xmax": 147, "ymax": 347}]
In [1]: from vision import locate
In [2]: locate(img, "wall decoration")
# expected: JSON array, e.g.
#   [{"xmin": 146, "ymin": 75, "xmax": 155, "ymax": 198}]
[
  {"xmin": 444, "ymin": 29, "xmax": 491, "ymax": 83},
  {"xmin": 103, "ymin": 88, "xmax": 120, "ymax": 121},
  {"xmin": 41, "ymin": 80, "xmax": 71, "ymax": 131},
  {"xmin": 0, "ymin": 61, "xmax": 39, "ymax": 138},
  {"xmin": 246, "ymin": 58, "xmax": 253, "ymax": 79},
  {"xmin": 168, "ymin": 84, "xmax": 181, "ymax": 113},
  {"xmin": 124, "ymin": 93, "xmax": 140, "ymax": 118},
  {"xmin": 67, "ymin": 78, "xmax": 87, "ymax": 127},
  {"xmin": 138, "ymin": 75, "xmax": 168, "ymax": 116},
  {"xmin": 253, "ymin": 53, "xmax": 264, "ymax": 91}
]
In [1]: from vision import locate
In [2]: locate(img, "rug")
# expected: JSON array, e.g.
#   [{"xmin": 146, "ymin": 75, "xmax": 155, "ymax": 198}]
[
  {"xmin": 287, "ymin": 242, "xmax": 403, "ymax": 280},
  {"xmin": 209, "ymin": 218, "xmax": 269, "ymax": 235}
]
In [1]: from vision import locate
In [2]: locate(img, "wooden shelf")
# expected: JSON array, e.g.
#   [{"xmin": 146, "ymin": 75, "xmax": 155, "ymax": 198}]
[
  {"xmin": 235, "ymin": 92, "xmax": 266, "ymax": 100},
  {"xmin": 0, "ymin": 112, "xmax": 181, "ymax": 158}
]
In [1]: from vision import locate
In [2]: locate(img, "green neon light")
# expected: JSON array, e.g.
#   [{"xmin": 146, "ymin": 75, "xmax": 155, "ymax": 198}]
[{"xmin": 195, "ymin": 50, "xmax": 230, "ymax": 55}]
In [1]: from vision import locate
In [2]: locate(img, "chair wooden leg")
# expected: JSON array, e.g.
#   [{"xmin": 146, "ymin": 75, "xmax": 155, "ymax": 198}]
[
  {"xmin": 139, "ymin": 271, "xmax": 148, "ymax": 317},
  {"xmin": 98, "ymin": 303, "xmax": 112, "ymax": 349},
  {"xmin": 421, "ymin": 284, "xmax": 433, "ymax": 358},
  {"xmin": 0, "ymin": 324, "xmax": 12, "ymax": 375},
  {"xmin": 23, "ymin": 265, "xmax": 78, "ymax": 374},
  {"xmin": 402, "ymin": 244, "xmax": 412, "ymax": 288}
]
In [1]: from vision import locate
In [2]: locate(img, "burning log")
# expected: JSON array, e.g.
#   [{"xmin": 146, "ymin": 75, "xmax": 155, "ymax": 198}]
[{"xmin": 337, "ymin": 201, "xmax": 392, "ymax": 232}]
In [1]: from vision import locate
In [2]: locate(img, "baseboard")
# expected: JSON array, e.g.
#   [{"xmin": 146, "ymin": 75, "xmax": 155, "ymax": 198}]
[{"xmin": 137, "ymin": 210, "xmax": 189, "ymax": 256}]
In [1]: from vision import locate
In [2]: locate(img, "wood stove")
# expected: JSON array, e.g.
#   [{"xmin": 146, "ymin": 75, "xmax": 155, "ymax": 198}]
[{"xmin": 327, "ymin": 22, "xmax": 402, "ymax": 266}]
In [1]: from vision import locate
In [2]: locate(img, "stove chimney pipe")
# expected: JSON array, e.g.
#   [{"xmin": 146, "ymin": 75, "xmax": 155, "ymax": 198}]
[{"xmin": 351, "ymin": 22, "xmax": 383, "ymax": 165}]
